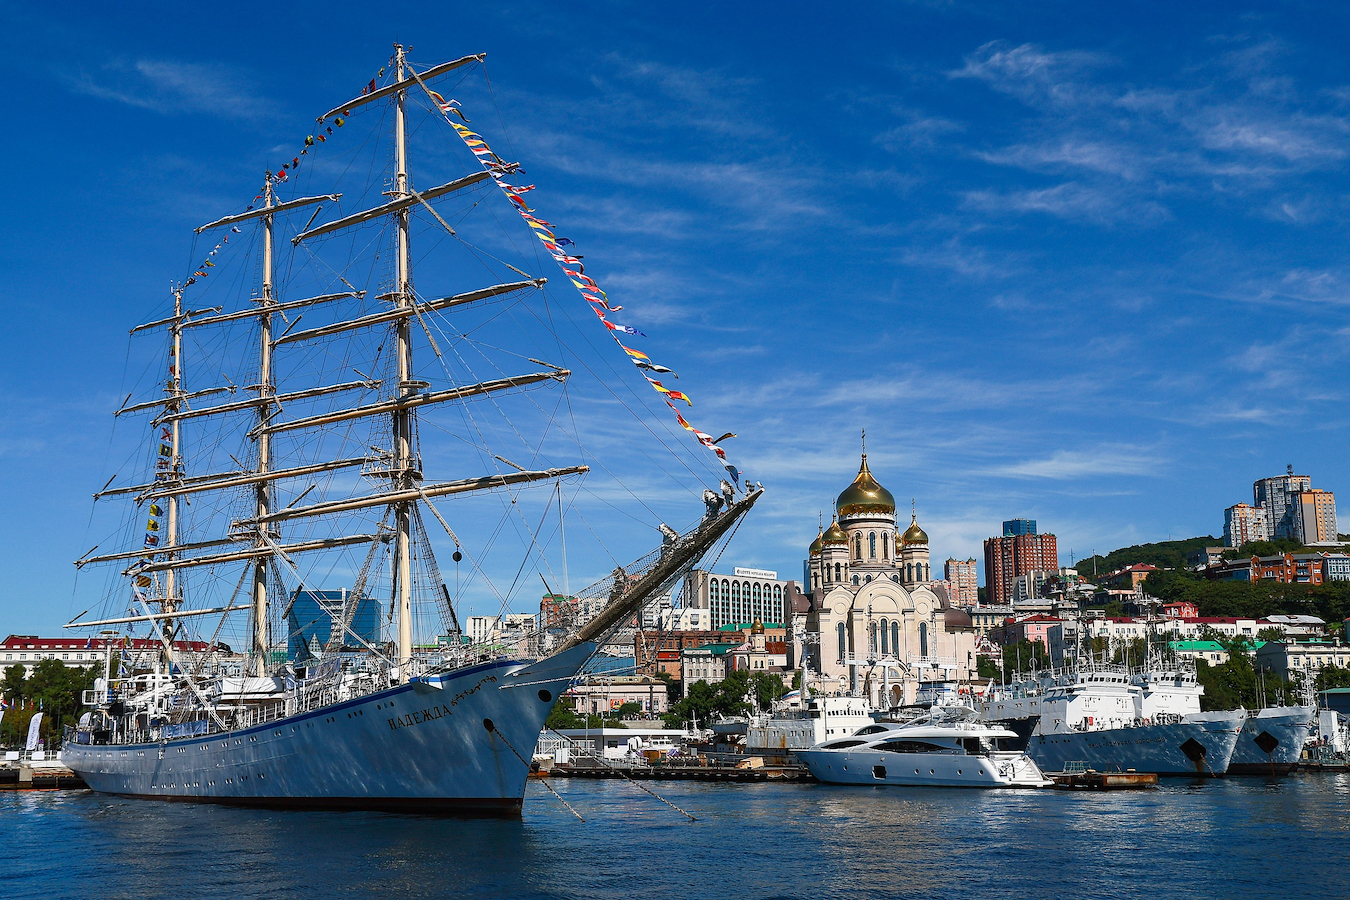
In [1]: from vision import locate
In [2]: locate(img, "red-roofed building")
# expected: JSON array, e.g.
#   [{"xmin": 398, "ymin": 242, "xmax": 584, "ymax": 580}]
[
  {"xmin": 988, "ymin": 615, "xmax": 1066, "ymax": 661},
  {"xmin": 1162, "ymin": 601, "xmax": 1199, "ymax": 619},
  {"xmin": 1, "ymin": 634, "xmax": 230, "ymax": 678},
  {"xmin": 1104, "ymin": 563, "xmax": 1159, "ymax": 591}
]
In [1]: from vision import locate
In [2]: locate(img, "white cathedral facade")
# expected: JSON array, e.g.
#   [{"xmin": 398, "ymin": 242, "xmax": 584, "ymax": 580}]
[{"xmin": 804, "ymin": 454, "xmax": 978, "ymax": 708}]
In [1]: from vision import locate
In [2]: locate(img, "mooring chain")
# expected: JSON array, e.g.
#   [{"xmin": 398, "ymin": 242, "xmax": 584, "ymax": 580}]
[
  {"xmin": 484, "ymin": 719, "xmax": 585, "ymax": 822},
  {"xmin": 487, "ymin": 718, "xmax": 696, "ymax": 822}
]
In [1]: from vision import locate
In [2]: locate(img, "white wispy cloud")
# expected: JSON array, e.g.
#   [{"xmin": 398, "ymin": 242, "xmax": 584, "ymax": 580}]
[
  {"xmin": 987, "ymin": 445, "xmax": 1162, "ymax": 480},
  {"xmin": 66, "ymin": 58, "xmax": 274, "ymax": 120}
]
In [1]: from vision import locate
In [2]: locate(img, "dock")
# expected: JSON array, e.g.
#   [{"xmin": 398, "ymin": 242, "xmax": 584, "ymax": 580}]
[
  {"xmin": 1049, "ymin": 769, "xmax": 1158, "ymax": 790},
  {"xmin": 550, "ymin": 758, "xmax": 816, "ymax": 783},
  {"xmin": 0, "ymin": 765, "xmax": 88, "ymax": 792}
]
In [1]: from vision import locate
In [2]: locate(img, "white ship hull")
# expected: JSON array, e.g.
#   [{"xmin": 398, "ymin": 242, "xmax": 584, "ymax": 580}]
[
  {"xmin": 63, "ymin": 644, "xmax": 593, "ymax": 814},
  {"xmin": 1228, "ymin": 706, "xmax": 1316, "ymax": 775},
  {"xmin": 1021, "ymin": 711, "xmax": 1245, "ymax": 776},
  {"xmin": 798, "ymin": 747, "xmax": 1048, "ymax": 788}
]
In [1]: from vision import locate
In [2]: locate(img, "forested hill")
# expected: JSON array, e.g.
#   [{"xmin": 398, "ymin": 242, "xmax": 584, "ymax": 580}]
[{"xmin": 1072, "ymin": 536, "xmax": 1219, "ymax": 580}]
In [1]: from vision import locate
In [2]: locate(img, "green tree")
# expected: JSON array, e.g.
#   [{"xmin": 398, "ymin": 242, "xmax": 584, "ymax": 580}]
[
  {"xmin": 1001, "ymin": 639, "xmax": 1051, "ymax": 680},
  {"xmin": 749, "ymin": 671, "xmax": 786, "ymax": 710},
  {"xmin": 615, "ymin": 701, "xmax": 644, "ymax": 718},
  {"xmin": 976, "ymin": 656, "xmax": 1000, "ymax": 679},
  {"xmin": 1316, "ymin": 664, "xmax": 1350, "ymax": 692},
  {"xmin": 2, "ymin": 665, "xmax": 25, "ymax": 703},
  {"xmin": 661, "ymin": 671, "xmax": 753, "ymax": 727}
]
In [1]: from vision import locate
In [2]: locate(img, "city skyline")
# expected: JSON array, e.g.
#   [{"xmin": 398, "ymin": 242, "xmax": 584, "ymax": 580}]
[{"xmin": 2, "ymin": 4, "xmax": 1350, "ymax": 635}]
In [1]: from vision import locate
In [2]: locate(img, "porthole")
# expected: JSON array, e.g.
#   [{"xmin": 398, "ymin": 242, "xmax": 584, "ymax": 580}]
[{"xmin": 538, "ymin": 689, "xmax": 553, "ymax": 703}]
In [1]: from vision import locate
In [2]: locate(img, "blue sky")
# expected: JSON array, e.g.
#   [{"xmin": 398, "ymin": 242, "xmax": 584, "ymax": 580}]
[{"xmin": 2, "ymin": 2, "xmax": 1348, "ymax": 636}]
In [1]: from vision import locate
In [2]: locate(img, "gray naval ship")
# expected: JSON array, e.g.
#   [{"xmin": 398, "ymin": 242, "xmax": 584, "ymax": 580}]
[
  {"xmin": 63, "ymin": 45, "xmax": 759, "ymax": 813},
  {"xmin": 981, "ymin": 663, "xmax": 1243, "ymax": 776}
]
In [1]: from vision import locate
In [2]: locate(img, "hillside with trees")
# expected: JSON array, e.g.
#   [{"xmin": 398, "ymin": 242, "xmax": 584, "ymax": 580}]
[{"xmin": 1071, "ymin": 536, "xmax": 1219, "ymax": 580}]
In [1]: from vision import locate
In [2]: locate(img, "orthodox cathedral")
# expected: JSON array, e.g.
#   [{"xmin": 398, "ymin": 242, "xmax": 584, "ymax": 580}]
[{"xmin": 804, "ymin": 454, "xmax": 978, "ymax": 708}]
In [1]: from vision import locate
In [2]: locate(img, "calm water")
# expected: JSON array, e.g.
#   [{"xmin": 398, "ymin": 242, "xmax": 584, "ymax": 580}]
[{"xmin": 4, "ymin": 774, "xmax": 1349, "ymax": 899}]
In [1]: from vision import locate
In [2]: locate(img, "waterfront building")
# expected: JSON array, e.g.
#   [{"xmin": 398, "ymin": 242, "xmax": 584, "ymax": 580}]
[
  {"xmin": 565, "ymin": 675, "xmax": 669, "ymax": 716},
  {"xmin": 287, "ymin": 589, "xmax": 380, "ymax": 661},
  {"xmin": 1103, "ymin": 563, "xmax": 1158, "ymax": 592},
  {"xmin": 944, "ymin": 558, "xmax": 978, "ymax": 605},
  {"xmin": 804, "ymin": 454, "xmax": 978, "ymax": 708},
  {"xmin": 1255, "ymin": 640, "xmax": 1350, "ymax": 681},
  {"xmin": 727, "ymin": 620, "xmax": 790, "ymax": 680},
  {"xmin": 983, "ymin": 522, "xmax": 1059, "ymax": 605},
  {"xmin": 1224, "ymin": 503, "xmax": 1269, "ymax": 548},
  {"xmin": 966, "ymin": 605, "xmax": 1014, "ymax": 637},
  {"xmin": 680, "ymin": 642, "xmax": 738, "ymax": 686},
  {"xmin": 681, "ymin": 567, "xmax": 797, "ymax": 630},
  {"xmin": 633, "ymin": 629, "xmax": 732, "ymax": 679},
  {"xmin": 0, "ymin": 634, "xmax": 237, "ymax": 678},
  {"xmin": 1162, "ymin": 601, "xmax": 1199, "ymax": 619},
  {"xmin": 465, "ymin": 615, "xmax": 500, "ymax": 644},
  {"xmin": 988, "ymin": 614, "xmax": 1067, "ymax": 662},
  {"xmin": 1167, "ymin": 640, "xmax": 1237, "ymax": 665}
]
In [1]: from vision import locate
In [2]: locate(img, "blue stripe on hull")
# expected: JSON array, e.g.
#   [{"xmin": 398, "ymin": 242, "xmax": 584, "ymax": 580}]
[{"xmin": 63, "ymin": 644, "xmax": 594, "ymax": 813}]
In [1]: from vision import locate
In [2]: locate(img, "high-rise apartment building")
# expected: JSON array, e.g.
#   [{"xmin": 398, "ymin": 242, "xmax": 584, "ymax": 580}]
[
  {"xmin": 1226, "ymin": 468, "xmax": 1338, "ymax": 548},
  {"xmin": 1254, "ymin": 470, "xmax": 1312, "ymax": 542},
  {"xmin": 1224, "ymin": 503, "xmax": 1269, "ymax": 548},
  {"xmin": 1295, "ymin": 489, "xmax": 1339, "ymax": 545},
  {"xmin": 983, "ymin": 527, "xmax": 1059, "ymax": 606},
  {"xmin": 944, "ymin": 558, "xmax": 978, "ymax": 605}
]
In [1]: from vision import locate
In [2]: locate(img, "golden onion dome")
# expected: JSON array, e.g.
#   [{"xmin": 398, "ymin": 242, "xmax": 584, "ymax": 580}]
[
  {"xmin": 902, "ymin": 514, "xmax": 928, "ymax": 545},
  {"xmin": 836, "ymin": 454, "xmax": 896, "ymax": 517},
  {"xmin": 821, "ymin": 518, "xmax": 848, "ymax": 545},
  {"xmin": 809, "ymin": 527, "xmax": 824, "ymax": 556},
  {"xmin": 751, "ymin": 617, "xmax": 765, "ymax": 635}
]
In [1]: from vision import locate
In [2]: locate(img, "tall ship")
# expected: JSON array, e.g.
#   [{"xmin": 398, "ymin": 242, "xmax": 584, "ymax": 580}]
[
  {"xmin": 62, "ymin": 46, "xmax": 759, "ymax": 813},
  {"xmin": 981, "ymin": 662, "xmax": 1244, "ymax": 776}
]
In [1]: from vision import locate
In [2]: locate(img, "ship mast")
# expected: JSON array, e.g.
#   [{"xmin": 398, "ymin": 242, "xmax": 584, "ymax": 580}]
[
  {"xmin": 392, "ymin": 43, "xmax": 416, "ymax": 680},
  {"xmin": 250, "ymin": 178, "xmax": 277, "ymax": 677},
  {"xmin": 162, "ymin": 287, "xmax": 184, "ymax": 647}
]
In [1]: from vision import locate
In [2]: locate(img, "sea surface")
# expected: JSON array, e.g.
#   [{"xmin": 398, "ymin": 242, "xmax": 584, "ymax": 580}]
[{"xmin": 4, "ymin": 773, "xmax": 1348, "ymax": 900}]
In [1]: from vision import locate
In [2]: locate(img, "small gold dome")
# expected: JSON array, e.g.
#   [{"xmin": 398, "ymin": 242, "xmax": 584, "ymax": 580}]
[
  {"xmin": 836, "ymin": 454, "xmax": 896, "ymax": 517},
  {"xmin": 902, "ymin": 514, "xmax": 928, "ymax": 545},
  {"xmin": 821, "ymin": 518, "xmax": 848, "ymax": 545},
  {"xmin": 809, "ymin": 527, "xmax": 824, "ymax": 556},
  {"xmin": 751, "ymin": 618, "xmax": 765, "ymax": 635}
]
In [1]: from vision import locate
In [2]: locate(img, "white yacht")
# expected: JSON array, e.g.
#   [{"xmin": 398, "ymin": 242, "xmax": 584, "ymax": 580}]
[{"xmin": 796, "ymin": 707, "xmax": 1051, "ymax": 788}]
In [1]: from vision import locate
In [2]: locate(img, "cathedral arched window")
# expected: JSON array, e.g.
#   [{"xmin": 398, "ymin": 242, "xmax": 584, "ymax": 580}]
[
  {"xmin": 854, "ymin": 533, "xmax": 863, "ymax": 560},
  {"xmin": 892, "ymin": 621, "xmax": 900, "ymax": 654},
  {"xmin": 919, "ymin": 622, "xmax": 929, "ymax": 658},
  {"xmin": 852, "ymin": 575, "xmax": 859, "ymax": 585},
  {"xmin": 906, "ymin": 563, "xmax": 914, "ymax": 582},
  {"xmin": 834, "ymin": 562, "xmax": 842, "ymax": 582},
  {"xmin": 891, "ymin": 574, "xmax": 900, "ymax": 583},
  {"xmin": 869, "ymin": 622, "xmax": 877, "ymax": 655},
  {"xmin": 869, "ymin": 532, "xmax": 877, "ymax": 558},
  {"xmin": 880, "ymin": 618, "xmax": 889, "ymax": 655},
  {"xmin": 883, "ymin": 535, "xmax": 889, "ymax": 560},
  {"xmin": 865, "ymin": 574, "xmax": 872, "ymax": 583},
  {"xmin": 836, "ymin": 623, "xmax": 846, "ymax": 661}
]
